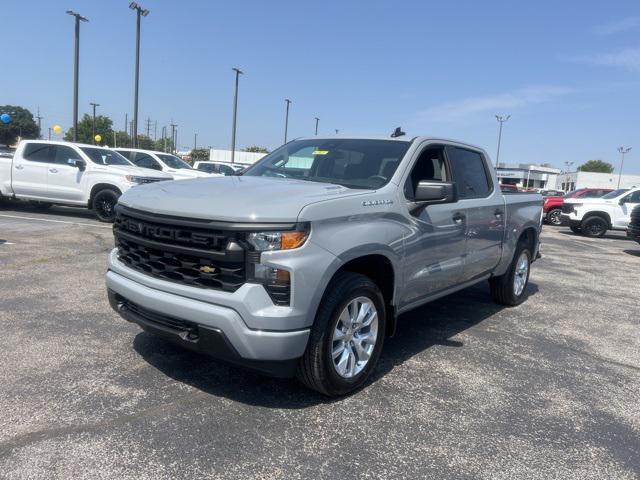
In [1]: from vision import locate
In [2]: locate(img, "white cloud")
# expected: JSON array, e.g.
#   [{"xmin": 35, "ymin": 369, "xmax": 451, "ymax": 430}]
[
  {"xmin": 594, "ymin": 17, "xmax": 640, "ymax": 35},
  {"xmin": 421, "ymin": 86, "xmax": 573, "ymax": 121},
  {"xmin": 569, "ymin": 47, "xmax": 640, "ymax": 71}
]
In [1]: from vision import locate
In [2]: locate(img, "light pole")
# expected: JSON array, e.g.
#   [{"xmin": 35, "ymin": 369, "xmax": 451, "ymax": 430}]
[
  {"xmin": 617, "ymin": 146, "xmax": 632, "ymax": 188},
  {"xmin": 129, "ymin": 2, "xmax": 149, "ymax": 148},
  {"xmin": 170, "ymin": 123, "xmax": 177, "ymax": 154},
  {"xmin": 230, "ymin": 67, "xmax": 243, "ymax": 164},
  {"xmin": 90, "ymin": 102, "xmax": 100, "ymax": 142},
  {"xmin": 66, "ymin": 10, "xmax": 88, "ymax": 142},
  {"xmin": 335, "ymin": 129, "xmax": 339, "ymax": 135},
  {"xmin": 284, "ymin": 99, "xmax": 292, "ymax": 143},
  {"xmin": 315, "ymin": 117, "xmax": 320, "ymax": 135},
  {"xmin": 494, "ymin": 114, "xmax": 510, "ymax": 167},
  {"xmin": 563, "ymin": 161, "xmax": 574, "ymax": 191},
  {"xmin": 194, "ymin": 133, "xmax": 198, "ymax": 151}
]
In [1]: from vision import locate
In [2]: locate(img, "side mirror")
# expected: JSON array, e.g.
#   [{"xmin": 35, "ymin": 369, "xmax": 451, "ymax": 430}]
[
  {"xmin": 68, "ymin": 159, "xmax": 86, "ymax": 171},
  {"xmin": 414, "ymin": 181, "xmax": 458, "ymax": 204}
]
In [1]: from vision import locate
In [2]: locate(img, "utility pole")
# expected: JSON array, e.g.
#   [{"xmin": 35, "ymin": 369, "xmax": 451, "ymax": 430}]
[
  {"xmin": 124, "ymin": 113, "xmax": 128, "ymax": 133},
  {"xmin": 284, "ymin": 98, "xmax": 292, "ymax": 143},
  {"xmin": 563, "ymin": 161, "xmax": 574, "ymax": 191},
  {"xmin": 48, "ymin": 127, "xmax": 52, "ymax": 140},
  {"xmin": 230, "ymin": 67, "xmax": 243, "ymax": 164},
  {"xmin": 145, "ymin": 116, "xmax": 152, "ymax": 137},
  {"xmin": 170, "ymin": 122, "xmax": 177, "ymax": 154},
  {"xmin": 35, "ymin": 107, "xmax": 43, "ymax": 138},
  {"xmin": 335, "ymin": 129, "xmax": 339, "ymax": 135},
  {"xmin": 194, "ymin": 133, "xmax": 198, "ymax": 151},
  {"xmin": 162, "ymin": 125, "xmax": 167, "ymax": 152},
  {"xmin": 617, "ymin": 146, "xmax": 632, "ymax": 188},
  {"xmin": 129, "ymin": 2, "xmax": 149, "ymax": 147},
  {"xmin": 90, "ymin": 102, "xmax": 100, "ymax": 142},
  {"xmin": 66, "ymin": 10, "xmax": 88, "ymax": 142},
  {"xmin": 494, "ymin": 115, "xmax": 510, "ymax": 167},
  {"xmin": 314, "ymin": 117, "xmax": 320, "ymax": 135},
  {"xmin": 154, "ymin": 120, "xmax": 157, "ymax": 140}
]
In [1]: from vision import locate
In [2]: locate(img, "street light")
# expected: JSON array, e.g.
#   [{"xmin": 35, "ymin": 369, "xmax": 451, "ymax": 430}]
[
  {"xmin": 230, "ymin": 67, "xmax": 243, "ymax": 164},
  {"xmin": 563, "ymin": 161, "xmax": 574, "ymax": 191},
  {"xmin": 617, "ymin": 146, "xmax": 632, "ymax": 188},
  {"xmin": 315, "ymin": 117, "xmax": 320, "ymax": 135},
  {"xmin": 90, "ymin": 102, "xmax": 100, "ymax": 142},
  {"xmin": 494, "ymin": 114, "xmax": 510, "ymax": 167},
  {"xmin": 66, "ymin": 10, "xmax": 88, "ymax": 142},
  {"xmin": 129, "ymin": 2, "xmax": 149, "ymax": 148},
  {"xmin": 284, "ymin": 99, "xmax": 292, "ymax": 143}
]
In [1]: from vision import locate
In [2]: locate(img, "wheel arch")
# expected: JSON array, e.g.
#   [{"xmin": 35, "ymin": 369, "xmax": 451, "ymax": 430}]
[
  {"xmin": 582, "ymin": 211, "xmax": 612, "ymax": 228},
  {"xmin": 88, "ymin": 183, "xmax": 122, "ymax": 209}
]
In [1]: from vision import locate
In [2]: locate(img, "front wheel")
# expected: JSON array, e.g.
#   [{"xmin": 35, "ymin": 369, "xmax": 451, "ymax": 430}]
[
  {"xmin": 93, "ymin": 189, "xmax": 120, "ymax": 222},
  {"xmin": 581, "ymin": 216, "xmax": 607, "ymax": 237},
  {"xmin": 489, "ymin": 245, "xmax": 531, "ymax": 306},
  {"xmin": 546, "ymin": 208, "xmax": 562, "ymax": 226},
  {"xmin": 297, "ymin": 272, "xmax": 386, "ymax": 396}
]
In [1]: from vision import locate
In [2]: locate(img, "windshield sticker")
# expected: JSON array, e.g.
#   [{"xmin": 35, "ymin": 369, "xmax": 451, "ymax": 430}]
[{"xmin": 312, "ymin": 150, "xmax": 329, "ymax": 155}]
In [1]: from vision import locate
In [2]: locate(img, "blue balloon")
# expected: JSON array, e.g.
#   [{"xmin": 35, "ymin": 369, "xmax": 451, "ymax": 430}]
[{"xmin": 0, "ymin": 113, "xmax": 10, "ymax": 124}]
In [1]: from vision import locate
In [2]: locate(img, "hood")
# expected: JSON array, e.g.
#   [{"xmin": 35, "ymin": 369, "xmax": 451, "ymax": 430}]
[
  {"xmin": 165, "ymin": 168, "xmax": 215, "ymax": 179},
  {"xmin": 94, "ymin": 164, "xmax": 173, "ymax": 179},
  {"xmin": 118, "ymin": 176, "xmax": 367, "ymax": 222},
  {"xmin": 564, "ymin": 197, "xmax": 614, "ymax": 205}
]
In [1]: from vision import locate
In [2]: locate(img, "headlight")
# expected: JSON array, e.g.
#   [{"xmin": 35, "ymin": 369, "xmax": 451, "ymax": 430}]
[
  {"xmin": 246, "ymin": 228, "xmax": 309, "ymax": 251},
  {"xmin": 125, "ymin": 175, "xmax": 146, "ymax": 184}
]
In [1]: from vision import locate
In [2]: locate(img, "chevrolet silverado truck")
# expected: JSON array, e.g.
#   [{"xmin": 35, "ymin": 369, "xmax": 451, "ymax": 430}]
[
  {"xmin": 543, "ymin": 188, "xmax": 612, "ymax": 226},
  {"xmin": 106, "ymin": 136, "xmax": 543, "ymax": 395},
  {"xmin": 0, "ymin": 140, "xmax": 173, "ymax": 221},
  {"xmin": 561, "ymin": 187, "xmax": 640, "ymax": 237}
]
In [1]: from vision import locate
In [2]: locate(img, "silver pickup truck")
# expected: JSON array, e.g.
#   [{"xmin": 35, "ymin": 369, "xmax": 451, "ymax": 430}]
[{"xmin": 106, "ymin": 136, "xmax": 542, "ymax": 395}]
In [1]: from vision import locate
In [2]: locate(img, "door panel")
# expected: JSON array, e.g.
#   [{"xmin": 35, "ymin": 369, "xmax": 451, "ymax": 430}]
[
  {"xmin": 11, "ymin": 143, "xmax": 53, "ymax": 198},
  {"xmin": 46, "ymin": 145, "xmax": 85, "ymax": 201},
  {"xmin": 615, "ymin": 191, "xmax": 640, "ymax": 228}
]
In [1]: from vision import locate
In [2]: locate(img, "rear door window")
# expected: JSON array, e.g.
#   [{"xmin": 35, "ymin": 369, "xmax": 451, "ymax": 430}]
[
  {"xmin": 23, "ymin": 143, "xmax": 55, "ymax": 163},
  {"xmin": 132, "ymin": 152, "xmax": 162, "ymax": 170},
  {"xmin": 446, "ymin": 147, "xmax": 492, "ymax": 199}
]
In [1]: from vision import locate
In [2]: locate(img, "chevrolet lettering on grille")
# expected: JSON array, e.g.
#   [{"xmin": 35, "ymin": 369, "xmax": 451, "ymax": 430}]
[{"xmin": 121, "ymin": 218, "xmax": 227, "ymax": 248}]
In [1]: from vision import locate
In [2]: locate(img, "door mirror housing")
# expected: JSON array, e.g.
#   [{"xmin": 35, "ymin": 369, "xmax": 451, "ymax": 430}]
[
  {"xmin": 414, "ymin": 181, "xmax": 458, "ymax": 204},
  {"xmin": 68, "ymin": 158, "xmax": 86, "ymax": 171}
]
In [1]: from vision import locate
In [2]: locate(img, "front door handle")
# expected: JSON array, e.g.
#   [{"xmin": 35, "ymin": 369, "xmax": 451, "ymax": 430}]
[
  {"xmin": 452, "ymin": 212, "xmax": 466, "ymax": 224},
  {"xmin": 494, "ymin": 209, "xmax": 503, "ymax": 219},
  {"xmin": 15, "ymin": 164, "xmax": 24, "ymax": 170},
  {"xmin": 49, "ymin": 168, "xmax": 58, "ymax": 173}
]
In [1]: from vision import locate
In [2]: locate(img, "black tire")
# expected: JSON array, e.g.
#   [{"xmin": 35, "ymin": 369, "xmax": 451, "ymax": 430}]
[
  {"xmin": 581, "ymin": 216, "xmax": 607, "ymax": 238},
  {"xmin": 29, "ymin": 201, "xmax": 53, "ymax": 211},
  {"xmin": 569, "ymin": 226, "xmax": 581, "ymax": 234},
  {"xmin": 92, "ymin": 189, "xmax": 120, "ymax": 222},
  {"xmin": 489, "ymin": 244, "xmax": 531, "ymax": 306},
  {"xmin": 297, "ymin": 272, "xmax": 386, "ymax": 396},
  {"xmin": 546, "ymin": 208, "xmax": 562, "ymax": 226}
]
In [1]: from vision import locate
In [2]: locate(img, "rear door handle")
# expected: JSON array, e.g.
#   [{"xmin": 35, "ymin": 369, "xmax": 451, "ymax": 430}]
[
  {"xmin": 49, "ymin": 168, "xmax": 58, "ymax": 173},
  {"xmin": 14, "ymin": 164, "xmax": 24, "ymax": 170},
  {"xmin": 452, "ymin": 212, "xmax": 466, "ymax": 224}
]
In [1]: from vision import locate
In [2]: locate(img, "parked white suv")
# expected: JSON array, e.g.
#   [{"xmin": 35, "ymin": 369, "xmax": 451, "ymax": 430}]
[
  {"xmin": 116, "ymin": 148, "xmax": 216, "ymax": 179},
  {"xmin": 0, "ymin": 140, "xmax": 173, "ymax": 222},
  {"xmin": 560, "ymin": 187, "xmax": 640, "ymax": 237}
]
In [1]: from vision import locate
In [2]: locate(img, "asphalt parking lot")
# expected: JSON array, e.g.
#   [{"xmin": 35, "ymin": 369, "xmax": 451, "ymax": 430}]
[{"xmin": 1, "ymin": 202, "xmax": 639, "ymax": 479}]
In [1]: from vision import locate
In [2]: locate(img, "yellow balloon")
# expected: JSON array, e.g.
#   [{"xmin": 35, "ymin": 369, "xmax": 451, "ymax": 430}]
[
  {"xmin": 53, "ymin": 125, "xmax": 62, "ymax": 134},
  {"xmin": 94, "ymin": 134, "xmax": 102, "ymax": 143}
]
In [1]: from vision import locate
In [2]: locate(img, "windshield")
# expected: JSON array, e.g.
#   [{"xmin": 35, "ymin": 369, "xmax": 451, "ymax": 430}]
[
  {"xmin": 242, "ymin": 139, "xmax": 411, "ymax": 189},
  {"xmin": 602, "ymin": 188, "xmax": 629, "ymax": 199},
  {"xmin": 157, "ymin": 153, "xmax": 192, "ymax": 169},
  {"xmin": 80, "ymin": 147, "xmax": 132, "ymax": 166}
]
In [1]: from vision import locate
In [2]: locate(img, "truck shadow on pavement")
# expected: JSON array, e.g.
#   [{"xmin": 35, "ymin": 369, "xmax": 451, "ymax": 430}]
[
  {"xmin": 623, "ymin": 249, "xmax": 640, "ymax": 257},
  {"xmin": 1, "ymin": 200, "xmax": 97, "ymax": 221},
  {"xmin": 133, "ymin": 281, "xmax": 538, "ymax": 408}
]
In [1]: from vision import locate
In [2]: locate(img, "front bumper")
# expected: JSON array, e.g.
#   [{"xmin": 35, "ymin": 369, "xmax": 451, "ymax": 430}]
[{"xmin": 106, "ymin": 249, "xmax": 313, "ymax": 377}]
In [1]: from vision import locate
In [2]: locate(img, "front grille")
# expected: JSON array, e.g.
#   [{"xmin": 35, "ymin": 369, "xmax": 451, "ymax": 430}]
[
  {"xmin": 125, "ymin": 299, "xmax": 198, "ymax": 337},
  {"xmin": 113, "ymin": 207, "xmax": 246, "ymax": 292},
  {"xmin": 138, "ymin": 177, "xmax": 169, "ymax": 184},
  {"xmin": 561, "ymin": 204, "xmax": 574, "ymax": 214}
]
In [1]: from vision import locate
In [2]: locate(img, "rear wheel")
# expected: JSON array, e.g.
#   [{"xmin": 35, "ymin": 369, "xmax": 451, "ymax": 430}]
[
  {"xmin": 297, "ymin": 272, "xmax": 386, "ymax": 396},
  {"xmin": 546, "ymin": 208, "xmax": 562, "ymax": 226},
  {"xmin": 490, "ymin": 244, "xmax": 531, "ymax": 306},
  {"xmin": 92, "ymin": 189, "xmax": 120, "ymax": 222},
  {"xmin": 581, "ymin": 216, "xmax": 607, "ymax": 238}
]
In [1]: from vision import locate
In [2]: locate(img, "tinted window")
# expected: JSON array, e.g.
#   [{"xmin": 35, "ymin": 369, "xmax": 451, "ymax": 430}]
[
  {"xmin": 219, "ymin": 164, "xmax": 235, "ymax": 175},
  {"xmin": 23, "ymin": 143, "xmax": 55, "ymax": 163},
  {"xmin": 132, "ymin": 153, "xmax": 161, "ymax": 170},
  {"xmin": 602, "ymin": 189, "xmax": 629, "ymax": 199},
  {"xmin": 116, "ymin": 150, "xmax": 134, "ymax": 160},
  {"xmin": 157, "ymin": 153, "xmax": 192, "ymax": 170},
  {"xmin": 447, "ymin": 147, "xmax": 491, "ymax": 198},
  {"xmin": 581, "ymin": 190, "xmax": 602, "ymax": 198},
  {"xmin": 197, "ymin": 163, "xmax": 216, "ymax": 173},
  {"xmin": 80, "ymin": 147, "xmax": 131, "ymax": 166},
  {"xmin": 405, "ymin": 147, "xmax": 448, "ymax": 199},
  {"xmin": 54, "ymin": 145, "xmax": 82, "ymax": 165},
  {"xmin": 623, "ymin": 190, "xmax": 640, "ymax": 203}
]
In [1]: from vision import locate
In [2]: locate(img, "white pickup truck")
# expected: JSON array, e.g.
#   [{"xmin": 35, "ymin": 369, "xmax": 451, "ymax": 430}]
[
  {"xmin": 560, "ymin": 187, "xmax": 640, "ymax": 237},
  {"xmin": 0, "ymin": 140, "xmax": 173, "ymax": 221},
  {"xmin": 116, "ymin": 148, "xmax": 216, "ymax": 180}
]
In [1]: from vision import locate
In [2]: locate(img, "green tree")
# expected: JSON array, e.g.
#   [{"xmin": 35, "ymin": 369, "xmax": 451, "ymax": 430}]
[
  {"xmin": 136, "ymin": 135, "xmax": 155, "ymax": 150},
  {"xmin": 0, "ymin": 105, "xmax": 40, "ymax": 146},
  {"xmin": 154, "ymin": 138, "xmax": 174, "ymax": 153},
  {"xmin": 113, "ymin": 131, "xmax": 131, "ymax": 148},
  {"xmin": 243, "ymin": 146, "xmax": 269, "ymax": 153},
  {"xmin": 64, "ymin": 114, "xmax": 114, "ymax": 145},
  {"xmin": 577, "ymin": 160, "xmax": 614, "ymax": 173},
  {"xmin": 190, "ymin": 148, "xmax": 210, "ymax": 160}
]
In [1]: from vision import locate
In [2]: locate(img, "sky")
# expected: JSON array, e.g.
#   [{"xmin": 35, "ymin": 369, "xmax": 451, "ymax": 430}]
[{"xmin": 2, "ymin": 0, "xmax": 639, "ymax": 173}]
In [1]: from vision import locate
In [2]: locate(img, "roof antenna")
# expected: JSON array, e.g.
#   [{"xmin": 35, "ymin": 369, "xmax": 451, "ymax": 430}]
[{"xmin": 390, "ymin": 127, "xmax": 405, "ymax": 138}]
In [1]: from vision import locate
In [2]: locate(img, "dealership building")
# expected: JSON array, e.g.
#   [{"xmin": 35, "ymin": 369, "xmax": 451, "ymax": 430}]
[
  {"xmin": 556, "ymin": 171, "xmax": 640, "ymax": 192},
  {"xmin": 495, "ymin": 163, "xmax": 561, "ymax": 190}
]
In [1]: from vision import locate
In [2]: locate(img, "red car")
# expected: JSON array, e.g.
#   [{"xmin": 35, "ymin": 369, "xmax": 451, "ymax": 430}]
[{"xmin": 543, "ymin": 188, "xmax": 613, "ymax": 225}]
